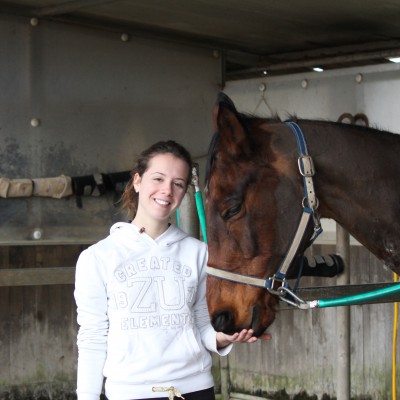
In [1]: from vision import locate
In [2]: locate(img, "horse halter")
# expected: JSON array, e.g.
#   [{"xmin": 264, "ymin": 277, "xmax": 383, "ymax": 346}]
[{"xmin": 206, "ymin": 122, "xmax": 323, "ymax": 304}]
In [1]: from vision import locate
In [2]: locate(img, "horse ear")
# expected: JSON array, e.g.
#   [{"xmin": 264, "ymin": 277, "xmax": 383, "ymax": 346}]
[{"xmin": 213, "ymin": 93, "xmax": 250, "ymax": 157}]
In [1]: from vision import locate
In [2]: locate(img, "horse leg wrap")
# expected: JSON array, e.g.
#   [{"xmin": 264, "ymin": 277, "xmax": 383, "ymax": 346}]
[
  {"xmin": 32, "ymin": 175, "xmax": 73, "ymax": 198},
  {"xmin": 303, "ymin": 254, "xmax": 345, "ymax": 277},
  {"xmin": 287, "ymin": 254, "xmax": 345, "ymax": 279},
  {"xmin": 0, "ymin": 178, "xmax": 33, "ymax": 198}
]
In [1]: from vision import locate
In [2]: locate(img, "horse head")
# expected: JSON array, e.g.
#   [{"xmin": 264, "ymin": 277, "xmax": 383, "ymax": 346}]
[
  {"xmin": 205, "ymin": 93, "xmax": 400, "ymax": 335},
  {"xmin": 205, "ymin": 93, "xmax": 316, "ymax": 336}
]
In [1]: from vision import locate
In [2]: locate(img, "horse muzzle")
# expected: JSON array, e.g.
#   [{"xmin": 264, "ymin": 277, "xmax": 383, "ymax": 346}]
[{"xmin": 210, "ymin": 303, "xmax": 274, "ymax": 337}]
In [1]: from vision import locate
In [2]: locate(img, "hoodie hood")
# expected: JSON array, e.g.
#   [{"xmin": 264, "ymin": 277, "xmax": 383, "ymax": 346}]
[{"xmin": 109, "ymin": 222, "xmax": 189, "ymax": 248}]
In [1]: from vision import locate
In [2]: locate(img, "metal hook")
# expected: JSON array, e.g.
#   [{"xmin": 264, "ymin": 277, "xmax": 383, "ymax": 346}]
[{"xmin": 276, "ymin": 285, "xmax": 310, "ymax": 309}]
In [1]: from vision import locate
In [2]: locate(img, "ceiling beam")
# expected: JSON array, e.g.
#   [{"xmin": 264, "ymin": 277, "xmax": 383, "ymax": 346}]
[
  {"xmin": 32, "ymin": 0, "xmax": 120, "ymax": 17},
  {"xmin": 259, "ymin": 40, "xmax": 400, "ymax": 63},
  {"xmin": 226, "ymin": 47, "xmax": 400, "ymax": 79}
]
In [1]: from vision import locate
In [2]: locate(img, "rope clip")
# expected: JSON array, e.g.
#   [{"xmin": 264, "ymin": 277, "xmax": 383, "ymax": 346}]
[{"xmin": 275, "ymin": 285, "xmax": 310, "ymax": 309}]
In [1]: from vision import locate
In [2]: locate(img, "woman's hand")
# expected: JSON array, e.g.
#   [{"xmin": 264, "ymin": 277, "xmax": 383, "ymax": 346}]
[{"xmin": 216, "ymin": 329, "xmax": 272, "ymax": 348}]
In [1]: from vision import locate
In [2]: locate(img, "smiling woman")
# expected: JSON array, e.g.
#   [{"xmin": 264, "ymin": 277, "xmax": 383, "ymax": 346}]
[{"xmin": 74, "ymin": 140, "xmax": 269, "ymax": 400}]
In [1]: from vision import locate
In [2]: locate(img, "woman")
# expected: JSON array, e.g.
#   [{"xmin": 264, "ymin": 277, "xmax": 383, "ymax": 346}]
[{"xmin": 74, "ymin": 140, "xmax": 271, "ymax": 400}]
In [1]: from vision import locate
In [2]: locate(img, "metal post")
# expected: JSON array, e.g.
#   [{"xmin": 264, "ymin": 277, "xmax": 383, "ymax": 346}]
[
  {"xmin": 336, "ymin": 224, "xmax": 351, "ymax": 399},
  {"xmin": 220, "ymin": 355, "xmax": 230, "ymax": 400}
]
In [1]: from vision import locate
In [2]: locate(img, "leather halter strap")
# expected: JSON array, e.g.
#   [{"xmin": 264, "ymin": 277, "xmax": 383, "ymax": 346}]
[{"xmin": 206, "ymin": 122, "xmax": 323, "ymax": 291}]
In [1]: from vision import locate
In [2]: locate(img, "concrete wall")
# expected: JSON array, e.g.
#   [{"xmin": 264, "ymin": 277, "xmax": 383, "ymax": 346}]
[{"xmin": 0, "ymin": 12, "xmax": 220, "ymax": 245}]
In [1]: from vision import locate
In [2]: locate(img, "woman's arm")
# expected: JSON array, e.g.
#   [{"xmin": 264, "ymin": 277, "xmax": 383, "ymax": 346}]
[
  {"xmin": 74, "ymin": 249, "xmax": 109, "ymax": 400},
  {"xmin": 216, "ymin": 329, "xmax": 272, "ymax": 349}
]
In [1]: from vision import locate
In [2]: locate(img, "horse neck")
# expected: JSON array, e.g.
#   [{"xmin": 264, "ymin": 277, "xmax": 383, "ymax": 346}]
[{"xmin": 302, "ymin": 121, "xmax": 400, "ymax": 269}]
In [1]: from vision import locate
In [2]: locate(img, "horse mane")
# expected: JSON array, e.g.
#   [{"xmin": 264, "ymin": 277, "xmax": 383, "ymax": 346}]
[
  {"xmin": 295, "ymin": 118, "xmax": 399, "ymax": 139},
  {"xmin": 281, "ymin": 112, "xmax": 397, "ymax": 140},
  {"xmin": 205, "ymin": 111, "xmax": 399, "ymax": 187}
]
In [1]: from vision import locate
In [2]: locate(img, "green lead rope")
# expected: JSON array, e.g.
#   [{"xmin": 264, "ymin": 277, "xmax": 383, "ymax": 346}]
[
  {"xmin": 195, "ymin": 190, "xmax": 207, "ymax": 244},
  {"xmin": 175, "ymin": 208, "xmax": 180, "ymax": 228},
  {"xmin": 191, "ymin": 166, "xmax": 208, "ymax": 244},
  {"xmin": 175, "ymin": 166, "xmax": 207, "ymax": 243},
  {"xmin": 316, "ymin": 284, "xmax": 400, "ymax": 308}
]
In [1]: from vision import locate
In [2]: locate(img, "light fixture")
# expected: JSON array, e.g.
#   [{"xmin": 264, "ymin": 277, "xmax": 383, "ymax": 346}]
[
  {"xmin": 313, "ymin": 67, "xmax": 324, "ymax": 72},
  {"xmin": 262, "ymin": 70, "xmax": 267, "ymax": 75},
  {"xmin": 387, "ymin": 57, "xmax": 400, "ymax": 63}
]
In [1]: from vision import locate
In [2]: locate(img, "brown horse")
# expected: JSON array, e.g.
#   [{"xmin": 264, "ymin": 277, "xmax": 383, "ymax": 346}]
[{"xmin": 205, "ymin": 92, "xmax": 400, "ymax": 337}]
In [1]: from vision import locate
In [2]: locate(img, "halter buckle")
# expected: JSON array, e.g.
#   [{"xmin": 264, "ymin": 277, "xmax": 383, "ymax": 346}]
[
  {"xmin": 267, "ymin": 275, "xmax": 289, "ymax": 295},
  {"xmin": 298, "ymin": 155, "xmax": 315, "ymax": 177}
]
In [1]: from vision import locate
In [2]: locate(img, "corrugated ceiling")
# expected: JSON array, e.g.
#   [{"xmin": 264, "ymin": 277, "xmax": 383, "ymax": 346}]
[{"xmin": 1, "ymin": 0, "xmax": 400, "ymax": 79}]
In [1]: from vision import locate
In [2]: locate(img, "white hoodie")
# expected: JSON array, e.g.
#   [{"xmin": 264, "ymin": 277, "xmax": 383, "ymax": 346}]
[{"xmin": 74, "ymin": 222, "xmax": 231, "ymax": 400}]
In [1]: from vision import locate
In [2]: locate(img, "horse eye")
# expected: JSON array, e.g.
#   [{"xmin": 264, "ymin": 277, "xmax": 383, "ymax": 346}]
[{"xmin": 222, "ymin": 204, "xmax": 242, "ymax": 221}]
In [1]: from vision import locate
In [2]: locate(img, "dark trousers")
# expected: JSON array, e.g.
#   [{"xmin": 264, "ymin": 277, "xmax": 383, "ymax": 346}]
[{"xmin": 134, "ymin": 387, "xmax": 215, "ymax": 400}]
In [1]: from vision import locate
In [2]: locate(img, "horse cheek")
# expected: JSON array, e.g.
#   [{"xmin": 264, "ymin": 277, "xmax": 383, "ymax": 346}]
[{"xmin": 229, "ymin": 218, "xmax": 258, "ymax": 259}]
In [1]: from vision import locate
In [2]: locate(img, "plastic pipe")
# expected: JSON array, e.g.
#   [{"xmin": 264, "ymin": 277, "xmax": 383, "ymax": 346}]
[
  {"xmin": 195, "ymin": 191, "xmax": 207, "ymax": 243},
  {"xmin": 318, "ymin": 283, "xmax": 400, "ymax": 308}
]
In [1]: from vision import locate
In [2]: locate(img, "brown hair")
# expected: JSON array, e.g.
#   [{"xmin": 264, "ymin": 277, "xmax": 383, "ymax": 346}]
[{"xmin": 120, "ymin": 140, "xmax": 193, "ymax": 218}]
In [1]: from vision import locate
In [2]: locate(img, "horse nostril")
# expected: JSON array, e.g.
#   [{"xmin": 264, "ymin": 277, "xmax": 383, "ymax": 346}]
[{"xmin": 212, "ymin": 310, "xmax": 234, "ymax": 333}]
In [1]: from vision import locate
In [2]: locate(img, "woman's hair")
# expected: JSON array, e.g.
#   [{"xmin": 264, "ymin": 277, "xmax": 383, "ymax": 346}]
[{"xmin": 120, "ymin": 140, "xmax": 193, "ymax": 218}]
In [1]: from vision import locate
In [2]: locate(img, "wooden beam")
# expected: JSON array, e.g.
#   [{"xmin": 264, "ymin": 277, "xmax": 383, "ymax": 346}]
[
  {"xmin": 0, "ymin": 267, "xmax": 75, "ymax": 286},
  {"xmin": 1, "ymin": 267, "xmax": 399, "ymax": 307}
]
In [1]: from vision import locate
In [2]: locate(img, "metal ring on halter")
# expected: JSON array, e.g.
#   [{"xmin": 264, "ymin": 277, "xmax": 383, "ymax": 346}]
[
  {"xmin": 267, "ymin": 275, "xmax": 288, "ymax": 295},
  {"xmin": 302, "ymin": 196, "xmax": 319, "ymax": 210}
]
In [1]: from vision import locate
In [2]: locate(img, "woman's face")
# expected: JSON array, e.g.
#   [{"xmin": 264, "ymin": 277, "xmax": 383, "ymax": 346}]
[{"xmin": 133, "ymin": 153, "xmax": 189, "ymax": 223}]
